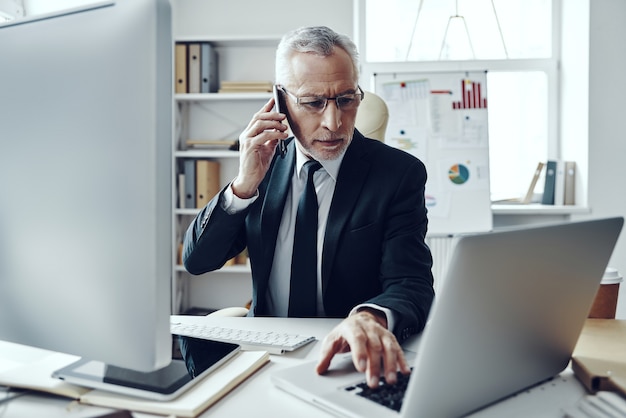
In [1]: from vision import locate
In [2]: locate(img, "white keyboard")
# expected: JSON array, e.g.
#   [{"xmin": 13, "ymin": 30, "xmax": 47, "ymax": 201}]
[
  {"xmin": 563, "ymin": 391, "xmax": 626, "ymax": 418},
  {"xmin": 170, "ymin": 322, "xmax": 316, "ymax": 355}
]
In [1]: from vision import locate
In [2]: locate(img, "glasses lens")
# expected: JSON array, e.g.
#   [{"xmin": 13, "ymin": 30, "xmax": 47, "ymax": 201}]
[
  {"xmin": 299, "ymin": 97, "xmax": 327, "ymax": 112},
  {"xmin": 336, "ymin": 94, "xmax": 360, "ymax": 109},
  {"xmin": 294, "ymin": 88, "xmax": 363, "ymax": 114}
]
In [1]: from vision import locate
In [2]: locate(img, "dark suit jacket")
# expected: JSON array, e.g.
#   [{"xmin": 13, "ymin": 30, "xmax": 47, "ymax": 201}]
[{"xmin": 183, "ymin": 130, "xmax": 434, "ymax": 342}]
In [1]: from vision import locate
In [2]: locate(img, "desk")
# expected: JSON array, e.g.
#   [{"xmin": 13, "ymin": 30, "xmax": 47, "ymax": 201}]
[{"xmin": 1, "ymin": 316, "xmax": 592, "ymax": 417}]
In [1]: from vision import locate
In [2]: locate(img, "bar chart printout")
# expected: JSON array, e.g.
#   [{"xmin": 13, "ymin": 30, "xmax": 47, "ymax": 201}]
[
  {"xmin": 453, "ymin": 79, "xmax": 487, "ymax": 109},
  {"xmin": 374, "ymin": 70, "xmax": 492, "ymax": 235}
]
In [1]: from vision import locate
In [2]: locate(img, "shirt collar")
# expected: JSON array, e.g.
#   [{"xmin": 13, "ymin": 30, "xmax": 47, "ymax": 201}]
[{"xmin": 294, "ymin": 138, "xmax": 345, "ymax": 182}]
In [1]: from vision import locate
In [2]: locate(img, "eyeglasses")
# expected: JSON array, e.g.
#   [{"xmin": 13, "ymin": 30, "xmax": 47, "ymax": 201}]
[{"xmin": 277, "ymin": 85, "xmax": 364, "ymax": 114}]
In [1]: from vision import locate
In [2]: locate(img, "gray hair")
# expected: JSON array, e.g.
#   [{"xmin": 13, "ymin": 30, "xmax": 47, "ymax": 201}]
[{"xmin": 275, "ymin": 26, "xmax": 360, "ymax": 86}]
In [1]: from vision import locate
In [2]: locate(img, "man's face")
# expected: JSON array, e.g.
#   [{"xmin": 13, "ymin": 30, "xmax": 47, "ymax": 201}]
[{"xmin": 282, "ymin": 47, "xmax": 359, "ymax": 161}]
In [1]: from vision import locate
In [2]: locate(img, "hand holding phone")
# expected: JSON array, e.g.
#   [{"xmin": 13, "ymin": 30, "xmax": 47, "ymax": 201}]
[{"xmin": 273, "ymin": 85, "xmax": 287, "ymax": 158}]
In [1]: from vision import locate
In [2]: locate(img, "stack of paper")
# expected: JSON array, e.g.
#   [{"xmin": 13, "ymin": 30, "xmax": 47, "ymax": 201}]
[
  {"xmin": 218, "ymin": 81, "xmax": 273, "ymax": 93},
  {"xmin": 0, "ymin": 341, "xmax": 269, "ymax": 417}
]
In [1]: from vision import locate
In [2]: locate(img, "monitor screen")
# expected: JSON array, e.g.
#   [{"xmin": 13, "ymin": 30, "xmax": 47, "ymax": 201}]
[{"xmin": 0, "ymin": 0, "xmax": 173, "ymax": 372}]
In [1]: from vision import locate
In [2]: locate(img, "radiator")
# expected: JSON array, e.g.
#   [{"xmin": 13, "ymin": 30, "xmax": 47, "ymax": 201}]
[{"xmin": 425, "ymin": 235, "xmax": 459, "ymax": 294}]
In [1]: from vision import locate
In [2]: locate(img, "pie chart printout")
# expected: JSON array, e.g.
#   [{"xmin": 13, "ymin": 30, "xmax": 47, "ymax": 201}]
[
  {"xmin": 375, "ymin": 70, "xmax": 492, "ymax": 235},
  {"xmin": 448, "ymin": 163, "xmax": 470, "ymax": 185}
]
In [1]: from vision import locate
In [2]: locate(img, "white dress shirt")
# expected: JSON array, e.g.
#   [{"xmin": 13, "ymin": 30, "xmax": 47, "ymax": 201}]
[{"xmin": 221, "ymin": 143, "xmax": 394, "ymax": 330}]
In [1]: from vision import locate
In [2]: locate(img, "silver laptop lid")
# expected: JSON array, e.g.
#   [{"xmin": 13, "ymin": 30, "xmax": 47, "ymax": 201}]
[{"xmin": 404, "ymin": 217, "xmax": 623, "ymax": 417}]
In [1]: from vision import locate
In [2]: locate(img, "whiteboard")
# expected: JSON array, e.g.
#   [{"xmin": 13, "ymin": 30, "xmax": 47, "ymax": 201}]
[{"xmin": 374, "ymin": 71, "xmax": 492, "ymax": 236}]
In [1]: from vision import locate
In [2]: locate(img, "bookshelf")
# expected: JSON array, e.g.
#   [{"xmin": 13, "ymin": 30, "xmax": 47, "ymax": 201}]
[{"xmin": 171, "ymin": 35, "xmax": 280, "ymax": 314}]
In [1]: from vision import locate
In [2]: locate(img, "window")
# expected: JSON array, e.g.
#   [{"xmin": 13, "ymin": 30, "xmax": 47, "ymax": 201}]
[{"xmin": 359, "ymin": 0, "xmax": 559, "ymax": 201}]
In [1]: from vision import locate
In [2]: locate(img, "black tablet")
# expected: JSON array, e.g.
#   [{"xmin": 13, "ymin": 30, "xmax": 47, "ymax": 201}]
[{"xmin": 52, "ymin": 335, "xmax": 240, "ymax": 401}]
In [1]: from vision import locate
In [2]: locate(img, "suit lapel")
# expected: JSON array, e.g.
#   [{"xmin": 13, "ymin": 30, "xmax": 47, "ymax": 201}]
[
  {"xmin": 260, "ymin": 140, "xmax": 295, "ymax": 260},
  {"xmin": 322, "ymin": 133, "xmax": 371, "ymax": 293}
]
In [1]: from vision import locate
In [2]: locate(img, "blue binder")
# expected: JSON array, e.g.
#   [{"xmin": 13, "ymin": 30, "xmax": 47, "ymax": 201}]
[{"xmin": 541, "ymin": 160, "xmax": 557, "ymax": 205}]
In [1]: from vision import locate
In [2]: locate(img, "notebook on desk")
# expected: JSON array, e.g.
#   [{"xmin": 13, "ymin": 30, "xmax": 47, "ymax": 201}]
[{"xmin": 271, "ymin": 217, "xmax": 624, "ymax": 418}]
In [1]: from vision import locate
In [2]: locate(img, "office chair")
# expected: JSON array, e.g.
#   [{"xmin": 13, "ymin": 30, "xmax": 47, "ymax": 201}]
[
  {"xmin": 206, "ymin": 91, "xmax": 390, "ymax": 318},
  {"xmin": 355, "ymin": 90, "xmax": 389, "ymax": 141}
]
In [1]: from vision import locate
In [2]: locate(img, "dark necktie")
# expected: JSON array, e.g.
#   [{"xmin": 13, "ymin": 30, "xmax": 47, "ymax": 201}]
[{"xmin": 288, "ymin": 160, "xmax": 322, "ymax": 317}]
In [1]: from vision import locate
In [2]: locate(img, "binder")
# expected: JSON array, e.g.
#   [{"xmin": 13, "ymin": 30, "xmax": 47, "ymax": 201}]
[
  {"xmin": 564, "ymin": 161, "xmax": 576, "ymax": 205},
  {"xmin": 188, "ymin": 43, "xmax": 201, "ymax": 94},
  {"xmin": 195, "ymin": 160, "xmax": 220, "ymax": 208},
  {"xmin": 184, "ymin": 159, "xmax": 196, "ymax": 209},
  {"xmin": 178, "ymin": 173, "xmax": 186, "ymax": 209},
  {"xmin": 553, "ymin": 160, "xmax": 565, "ymax": 205},
  {"xmin": 175, "ymin": 43, "xmax": 188, "ymax": 93},
  {"xmin": 201, "ymin": 42, "xmax": 218, "ymax": 93},
  {"xmin": 541, "ymin": 160, "xmax": 557, "ymax": 205}
]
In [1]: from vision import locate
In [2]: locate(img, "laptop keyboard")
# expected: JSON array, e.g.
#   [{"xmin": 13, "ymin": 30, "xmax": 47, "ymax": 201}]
[{"xmin": 344, "ymin": 369, "xmax": 412, "ymax": 412}]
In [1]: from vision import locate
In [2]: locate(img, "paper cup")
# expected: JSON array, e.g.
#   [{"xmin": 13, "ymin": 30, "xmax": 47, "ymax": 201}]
[{"xmin": 588, "ymin": 268, "xmax": 623, "ymax": 319}]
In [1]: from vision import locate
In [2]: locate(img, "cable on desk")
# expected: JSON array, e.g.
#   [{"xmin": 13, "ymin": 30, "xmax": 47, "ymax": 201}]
[{"xmin": 0, "ymin": 386, "xmax": 33, "ymax": 409}]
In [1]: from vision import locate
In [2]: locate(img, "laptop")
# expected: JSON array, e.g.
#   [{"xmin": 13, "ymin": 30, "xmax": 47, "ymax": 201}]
[{"xmin": 271, "ymin": 217, "xmax": 624, "ymax": 417}]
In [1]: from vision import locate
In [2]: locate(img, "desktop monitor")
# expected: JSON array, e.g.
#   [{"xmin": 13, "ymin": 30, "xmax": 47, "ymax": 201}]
[{"xmin": 0, "ymin": 0, "xmax": 173, "ymax": 372}]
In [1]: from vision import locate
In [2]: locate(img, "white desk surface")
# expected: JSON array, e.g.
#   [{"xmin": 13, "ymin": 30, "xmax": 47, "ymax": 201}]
[{"xmin": 1, "ymin": 315, "xmax": 589, "ymax": 418}]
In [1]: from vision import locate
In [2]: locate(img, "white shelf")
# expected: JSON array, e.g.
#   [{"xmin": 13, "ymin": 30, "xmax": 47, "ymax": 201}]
[
  {"xmin": 175, "ymin": 149, "xmax": 239, "ymax": 159},
  {"xmin": 174, "ymin": 35, "xmax": 281, "ymax": 47},
  {"xmin": 176, "ymin": 208, "xmax": 200, "ymax": 216},
  {"xmin": 175, "ymin": 92, "xmax": 272, "ymax": 102},
  {"xmin": 491, "ymin": 204, "xmax": 591, "ymax": 215},
  {"xmin": 175, "ymin": 264, "xmax": 250, "ymax": 274}
]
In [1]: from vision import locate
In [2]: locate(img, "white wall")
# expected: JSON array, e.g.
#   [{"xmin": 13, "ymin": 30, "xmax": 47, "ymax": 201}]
[
  {"xmin": 170, "ymin": 0, "xmax": 353, "ymax": 40},
  {"xmin": 560, "ymin": 0, "xmax": 589, "ymax": 208},
  {"xmin": 566, "ymin": 0, "xmax": 626, "ymax": 318}
]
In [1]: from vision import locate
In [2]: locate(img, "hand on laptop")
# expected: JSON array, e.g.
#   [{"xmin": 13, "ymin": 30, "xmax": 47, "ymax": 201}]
[{"xmin": 315, "ymin": 309, "xmax": 411, "ymax": 388}]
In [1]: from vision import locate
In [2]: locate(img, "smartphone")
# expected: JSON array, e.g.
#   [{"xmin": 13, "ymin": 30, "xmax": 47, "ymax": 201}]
[{"xmin": 273, "ymin": 84, "xmax": 287, "ymax": 158}]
